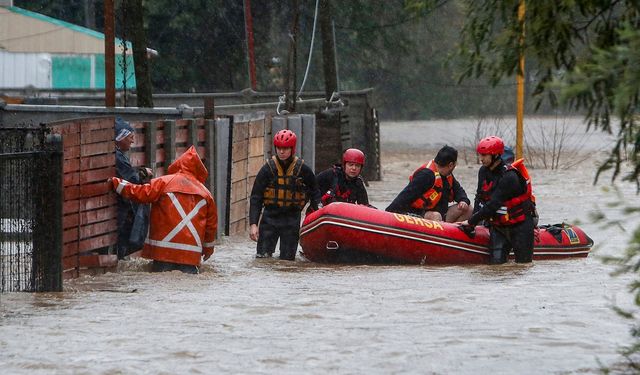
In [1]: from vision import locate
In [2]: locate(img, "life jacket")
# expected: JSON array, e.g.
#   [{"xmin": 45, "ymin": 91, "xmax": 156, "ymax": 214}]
[
  {"xmin": 409, "ymin": 160, "xmax": 454, "ymax": 210},
  {"xmin": 263, "ymin": 155, "xmax": 307, "ymax": 209},
  {"xmin": 479, "ymin": 158, "xmax": 533, "ymax": 226},
  {"xmin": 321, "ymin": 165, "xmax": 360, "ymax": 205},
  {"xmin": 112, "ymin": 146, "xmax": 218, "ymax": 266}
]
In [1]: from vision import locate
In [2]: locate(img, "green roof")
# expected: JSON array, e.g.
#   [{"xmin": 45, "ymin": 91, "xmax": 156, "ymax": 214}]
[{"xmin": 8, "ymin": 6, "xmax": 132, "ymax": 48}]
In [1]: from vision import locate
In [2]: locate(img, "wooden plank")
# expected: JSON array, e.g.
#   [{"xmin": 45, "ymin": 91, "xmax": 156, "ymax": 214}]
[
  {"xmin": 62, "ymin": 132, "xmax": 80, "ymax": 147},
  {"xmin": 63, "ymin": 227, "xmax": 78, "ymax": 244},
  {"xmin": 63, "ymin": 200, "xmax": 79, "ymax": 216},
  {"xmin": 232, "ymin": 140, "xmax": 248, "ymax": 161},
  {"xmin": 81, "ymin": 129, "xmax": 113, "ymax": 144},
  {"xmin": 78, "ymin": 232, "xmax": 117, "ymax": 252},
  {"xmin": 231, "ymin": 160, "xmax": 247, "ymax": 183},
  {"xmin": 233, "ymin": 121, "xmax": 249, "ymax": 142},
  {"xmin": 249, "ymin": 137, "xmax": 263, "ymax": 158},
  {"xmin": 79, "ymin": 219, "xmax": 117, "ymax": 239},
  {"xmin": 249, "ymin": 117, "xmax": 265, "ymax": 138},
  {"xmin": 229, "ymin": 200, "xmax": 247, "ymax": 222},
  {"xmin": 81, "ymin": 142, "xmax": 112, "ymax": 157},
  {"xmin": 129, "ymin": 151, "xmax": 146, "ymax": 166},
  {"xmin": 175, "ymin": 128, "xmax": 189, "ymax": 143},
  {"xmin": 64, "ymin": 171, "xmax": 79, "ymax": 187},
  {"xmin": 80, "ymin": 206, "xmax": 117, "ymax": 225},
  {"xmin": 229, "ymin": 219, "xmax": 246, "ymax": 235},
  {"xmin": 63, "ymin": 242, "xmax": 79, "ymax": 257},
  {"xmin": 79, "ymin": 166, "xmax": 114, "ymax": 184},
  {"xmin": 63, "ymin": 212, "xmax": 79, "ymax": 229},
  {"xmin": 248, "ymin": 156, "xmax": 263, "ymax": 176},
  {"xmin": 231, "ymin": 180, "xmax": 247, "ymax": 203},
  {"xmin": 80, "ymin": 195, "xmax": 116, "ymax": 211},
  {"xmin": 79, "ymin": 181, "xmax": 112, "ymax": 198},
  {"xmin": 78, "ymin": 254, "xmax": 118, "ymax": 268},
  {"xmin": 63, "ymin": 269, "xmax": 79, "ymax": 280}
]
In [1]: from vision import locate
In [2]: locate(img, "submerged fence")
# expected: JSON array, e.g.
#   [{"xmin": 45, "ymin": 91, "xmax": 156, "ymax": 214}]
[{"xmin": 0, "ymin": 127, "xmax": 63, "ymax": 292}]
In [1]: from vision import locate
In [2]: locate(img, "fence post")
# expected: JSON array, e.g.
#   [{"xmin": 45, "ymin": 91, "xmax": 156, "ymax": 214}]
[
  {"xmin": 144, "ymin": 121, "xmax": 157, "ymax": 171},
  {"xmin": 164, "ymin": 120, "xmax": 176, "ymax": 170},
  {"xmin": 36, "ymin": 134, "xmax": 63, "ymax": 292}
]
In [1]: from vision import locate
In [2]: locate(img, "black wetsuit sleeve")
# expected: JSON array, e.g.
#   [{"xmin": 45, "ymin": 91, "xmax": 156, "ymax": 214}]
[
  {"xmin": 451, "ymin": 176, "xmax": 471, "ymax": 205},
  {"xmin": 300, "ymin": 164, "xmax": 321, "ymax": 210},
  {"xmin": 316, "ymin": 168, "xmax": 333, "ymax": 196},
  {"xmin": 468, "ymin": 170, "xmax": 523, "ymax": 226},
  {"xmin": 385, "ymin": 169, "xmax": 435, "ymax": 213},
  {"xmin": 472, "ymin": 167, "xmax": 486, "ymax": 215},
  {"xmin": 249, "ymin": 164, "xmax": 272, "ymax": 225}
]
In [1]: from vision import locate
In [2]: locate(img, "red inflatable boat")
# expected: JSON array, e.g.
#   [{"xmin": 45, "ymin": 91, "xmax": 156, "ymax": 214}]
[{"xmin": 299, "ymin": 203, "xmax": 593, "ymax": 264}]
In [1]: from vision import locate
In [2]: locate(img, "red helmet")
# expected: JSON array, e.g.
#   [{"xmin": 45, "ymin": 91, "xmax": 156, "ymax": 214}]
[
  {"xmin": 273, "ymin": 129, "xmax": 297, "ymax": 149},
  {"xmin": 342, "ymin": 148, "xmax": 365, "ymax": 166},
  {"xmin": 476, "ymin": 136, "xmax": 504, "ymax": 155}
]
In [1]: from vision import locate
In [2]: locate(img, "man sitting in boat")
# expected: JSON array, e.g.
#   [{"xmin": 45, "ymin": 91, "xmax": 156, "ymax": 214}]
[
  {"xmin": 458, "ymin": 136, "xmax": 535, "ymax": 264},
  {"xmin": 316, "ymin": 148, "xmax": 373, "ymax": 207},
  {"xmin": 249, "ymin": 129, "xmax": 322, "ymax": 260},
  {"xmin": 385, "ymin": 145, "xmax": 472, "ymax": 222}
]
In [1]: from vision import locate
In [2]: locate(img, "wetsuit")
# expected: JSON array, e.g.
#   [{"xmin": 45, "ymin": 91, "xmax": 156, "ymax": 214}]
[
  {"xmin": 316, "ymin": 164, "xmax": 370, "ymax": 206},
  {"xmin": 469, "ymin": 161, "xmax": 535, "ymax": 264},
  {"xmin": 385, "ymin": 167, "xmax": 470, "ymax": 219},
  {"xmin": 249, "ymin": 156, "xmax": 321, "ymax": 260}
]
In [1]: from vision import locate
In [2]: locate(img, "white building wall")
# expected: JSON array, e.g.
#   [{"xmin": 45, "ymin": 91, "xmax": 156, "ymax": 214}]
[{"xmin": 0, "ymin": 50, "xmax": 52, "ymax": 88}]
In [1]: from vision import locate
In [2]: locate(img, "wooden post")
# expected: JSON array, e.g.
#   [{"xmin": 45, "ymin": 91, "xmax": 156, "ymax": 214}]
[
  {"xmin": 104, "ymin": 0, "xmax": 116, "ymax": 107},
  {"xmin": 243, "ymin": 0, "xmax": 257, "ymax": 90},
  {"xmin": 164, "ymin": 120, "xmax": 176, "ymax": 169},
  {"xmin": 143, "ymin": 121, "xmax": 156, "ymax": 170},
  {"xmin": 187, "ymin": 119, "xmax": 198, "ymax": 148}
]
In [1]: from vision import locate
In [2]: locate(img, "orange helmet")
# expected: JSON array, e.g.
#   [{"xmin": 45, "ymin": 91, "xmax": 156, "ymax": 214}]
[
  {"xmin": 273, "ymin": 129, "xmax": 297, "ymax": 149},
  {"xmin": 342, "ymin": 148, "xmax": 365, "ymax": 166},
  {"xmin": 477, "ymin": 136, "xmax": 504, "ymax": 155}
]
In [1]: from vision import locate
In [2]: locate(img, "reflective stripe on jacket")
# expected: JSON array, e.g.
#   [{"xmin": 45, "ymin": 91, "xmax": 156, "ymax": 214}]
[
  {"xmin": 263, "ymin": 155, "xmax": 307, "ymax": 209},
  {"xmin": 112, "ymin": 146, "xmax": 218, "ymax": 266},
  {"xmin": 409, "ymin": 160, "xmax": 454, "ymax": 210}
]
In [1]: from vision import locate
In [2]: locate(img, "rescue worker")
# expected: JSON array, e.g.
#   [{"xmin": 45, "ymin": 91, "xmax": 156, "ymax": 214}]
[
  {"xmin": 385, "ymin": 145, "xmax": 472, "ymax": 222},
  {"xmin": 249, "ymin": 129, "xmax": 321, "ymax": 260},
  {"xmin": 109, "ymin": 145, "xmax": 218, "ymax": 274},
  {"xmin": 458, "ymin": 136, "xmax": 535, "ymax": 264},
  {"xmin": 114, "ymin": 117, "xmax": 153, "ymax": 260},
  {"xmin": 316, "ymin": 148, "xmax": 371, "ymax": 207}
]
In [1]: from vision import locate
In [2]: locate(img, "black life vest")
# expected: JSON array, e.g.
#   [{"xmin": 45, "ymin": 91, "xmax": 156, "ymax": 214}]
[
  {"xmin": 479, "ymin": 159, "xmax": 533, "ymax": 225},
  {"xmin": 263, "ymin": 156, "xmax": 307, "ymax": 209}
]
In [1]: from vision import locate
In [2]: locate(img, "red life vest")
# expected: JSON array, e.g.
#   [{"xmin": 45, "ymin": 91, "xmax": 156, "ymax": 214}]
[
  {"xmin": 481, "ymin": 158, "xmax": 533, "ymax": 226},
  {"xmin": 408, "ymin": 160, "xmax": 454, "ymax": 210}
]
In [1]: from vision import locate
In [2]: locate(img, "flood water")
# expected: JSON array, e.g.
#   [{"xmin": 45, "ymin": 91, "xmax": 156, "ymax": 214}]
[{"xmin": 1, "ymin": 117, "xmax": 639, "ymax": 374}]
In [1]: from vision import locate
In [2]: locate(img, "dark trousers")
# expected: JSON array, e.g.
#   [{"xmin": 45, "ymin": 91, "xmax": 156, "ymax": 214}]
[
  {"xmin": 488, "ymin": 215, "xmax": 535, "ymax": 264},
  {"xmin": 152, "ymin": 260, "xmax": 198, "ymax": 274},
  {"xmin": 257, "ymin": 209, "xmax": 301, "ymax": 260},
  {"xmin": 116, "ymin": 199, "xmax": 135, "ymax": 260}
]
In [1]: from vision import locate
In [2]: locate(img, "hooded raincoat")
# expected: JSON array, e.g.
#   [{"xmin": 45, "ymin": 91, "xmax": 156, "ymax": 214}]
[{"xmin": 111, "ymin": 146, "xmax": 218, "ymax": 266}]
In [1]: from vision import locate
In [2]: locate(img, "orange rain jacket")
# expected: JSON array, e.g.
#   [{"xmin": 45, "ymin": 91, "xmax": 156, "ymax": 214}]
[{"xmin": 110, "ymin": 146, "xmax": 218, "ymax": 266}]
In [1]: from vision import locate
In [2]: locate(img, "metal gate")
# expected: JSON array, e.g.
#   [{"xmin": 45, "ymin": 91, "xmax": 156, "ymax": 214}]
[{"xmin": 0, "ymin": 126, "xmax": 63, "ymax": 292}]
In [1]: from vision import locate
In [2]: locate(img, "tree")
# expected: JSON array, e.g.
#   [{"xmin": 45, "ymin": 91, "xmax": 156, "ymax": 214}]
[{"xmin": 123, "ymin": 0, "xmax": 153, "ymax": 107}]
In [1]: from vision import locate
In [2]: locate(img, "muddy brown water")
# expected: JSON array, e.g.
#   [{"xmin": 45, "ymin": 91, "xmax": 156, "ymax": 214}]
[{"xmin": 1, "ymin": 118, "xmax": 638, "ymax": 374}]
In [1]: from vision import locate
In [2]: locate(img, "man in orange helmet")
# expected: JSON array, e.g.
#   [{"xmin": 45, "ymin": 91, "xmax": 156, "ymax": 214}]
[
  {"xmin": 459, "ymin": 136, "xmax": 535, "ymax": 264},
  {"xmin": 316, "ymin": 148, "xmax": 372, "ymax": 207},
  {"xmin": 249, "ymin": 129, "xmax": 321, "ymax": 260},
  {"xmin": 109, "ymin": 146, "xmax": 218, "ymax": 273},
  {"xmin": 386, "ymin": 145, "xmax": 472, "ymax": 222}
]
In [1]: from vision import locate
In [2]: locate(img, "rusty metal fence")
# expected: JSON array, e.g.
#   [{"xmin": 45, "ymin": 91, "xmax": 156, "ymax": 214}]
[{"xmin": 0, "ymin": 126, "xmax": 63, "ymax": 292}]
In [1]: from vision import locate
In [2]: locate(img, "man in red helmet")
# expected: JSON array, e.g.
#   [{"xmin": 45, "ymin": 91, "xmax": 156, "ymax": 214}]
[
  {"xmin": 249, "ymin": 129, "xmax": 321, "ymax": 260},
  {"xmin": 316, "ymin": 148, "xmax": 372, "ymax": 207},
  {"xmin": 458, "ymin": 136, "xmax": 535, "ymax": 264},
  {"xmin": 386, "ymin": 145, "xmax": 472, "ymax": 222}
]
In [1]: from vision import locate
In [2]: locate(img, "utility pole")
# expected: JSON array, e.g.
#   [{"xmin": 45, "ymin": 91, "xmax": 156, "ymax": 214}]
[
  {"xmin": 319, "ymin": 0, "xmax": 337, "ymax": 101},
  {"xmin": 516, "ymin": 0, "xmax": 526, "ymax": 160},
  {"xmin": 284, "ymin": 0, "xmax": 299, "ymax": 113},
  {"xmin": 104, "ymin": 0, "xmax": 115, "ymax": 107}
]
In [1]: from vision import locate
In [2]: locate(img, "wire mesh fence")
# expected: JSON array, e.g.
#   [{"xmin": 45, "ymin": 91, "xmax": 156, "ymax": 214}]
[{"xmin": 0, "ymin": 126, "xmax": 62, "ymax": 293}]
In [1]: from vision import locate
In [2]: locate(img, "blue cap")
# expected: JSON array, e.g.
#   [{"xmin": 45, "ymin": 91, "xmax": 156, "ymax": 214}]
[{"xmin": 114, "ymin": 117, "xmax": 134, "ymax": 141}]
